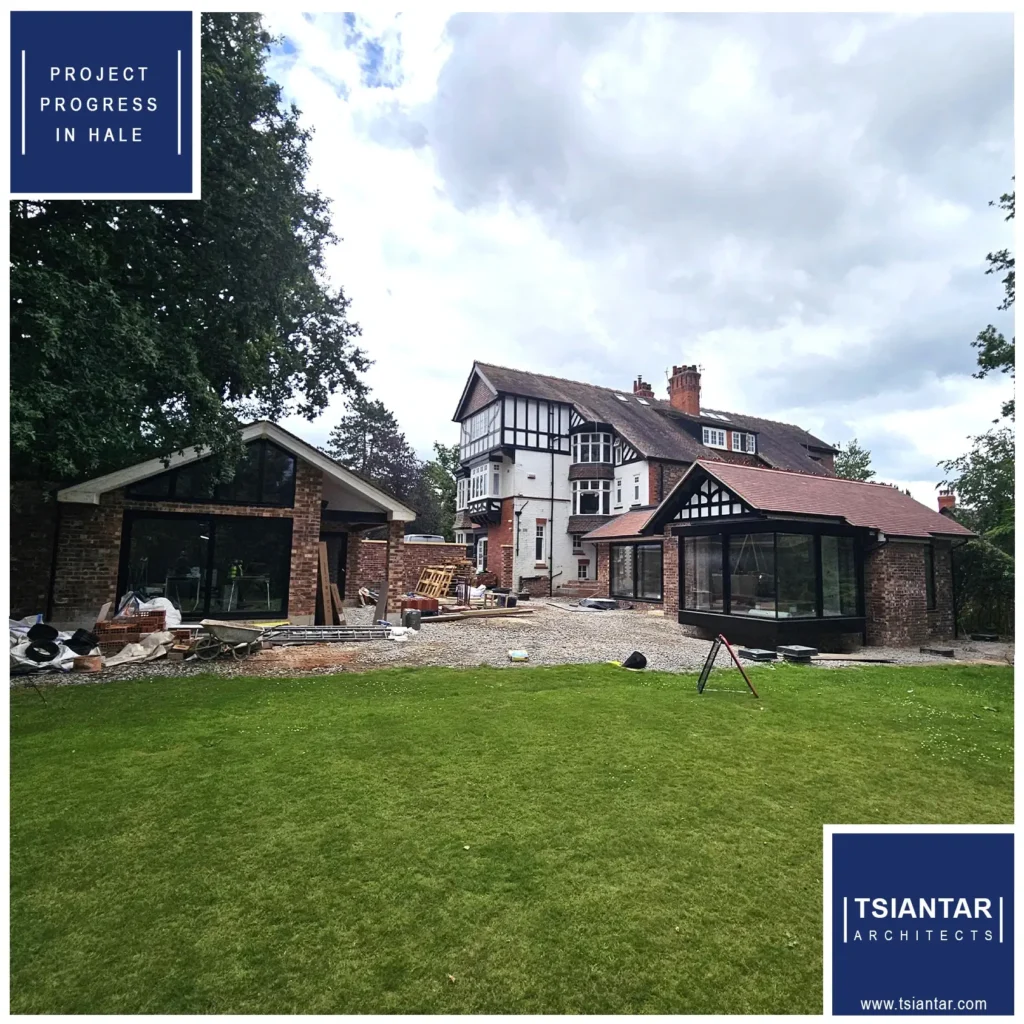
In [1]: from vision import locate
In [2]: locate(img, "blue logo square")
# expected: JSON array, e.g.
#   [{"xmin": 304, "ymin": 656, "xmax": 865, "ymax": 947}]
[
  {"xmin": 11, "ymin": 10, "xmax": 197, "ymax": 196},
  {"xmin": 828, "ymin": 830, "xmax": 1014, "ymax": 1015}
]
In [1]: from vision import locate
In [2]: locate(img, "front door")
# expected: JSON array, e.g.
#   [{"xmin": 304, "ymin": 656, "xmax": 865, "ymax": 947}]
[{"xmin": 476, "ymin": 536, "xmax": 488, "ymax": 573}]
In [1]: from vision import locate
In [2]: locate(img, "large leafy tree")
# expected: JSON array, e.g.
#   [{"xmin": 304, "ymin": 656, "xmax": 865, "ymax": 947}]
[
  {"xmin": 10, "ymin": 13, "xmax": 366, "ymax": 482},
  {"xmin": 833, "ymin": 438, "xmax": 875, "ymax": 481}
]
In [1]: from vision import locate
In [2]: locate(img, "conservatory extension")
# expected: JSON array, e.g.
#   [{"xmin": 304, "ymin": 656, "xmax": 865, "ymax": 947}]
[{"xmin": 637, "ymin": 460, "xmax": 974, "ymax": 648}]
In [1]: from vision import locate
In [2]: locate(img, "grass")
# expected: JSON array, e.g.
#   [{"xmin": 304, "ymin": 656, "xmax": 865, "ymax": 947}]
[{"xmin": 10, "ymin": 662, "xmax": 1013, "ymax": 1014}]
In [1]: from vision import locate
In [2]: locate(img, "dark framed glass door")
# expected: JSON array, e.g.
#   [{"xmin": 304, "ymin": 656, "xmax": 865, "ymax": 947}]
[{"xmin": 118, "ymin": 511, "xmax": 293, "ymax": 619}]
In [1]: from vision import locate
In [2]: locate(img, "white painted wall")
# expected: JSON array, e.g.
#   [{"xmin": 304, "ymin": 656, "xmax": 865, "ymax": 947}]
[{"xmin": 612, "ymin": 459, "xmax": 649, "ymax": 513}]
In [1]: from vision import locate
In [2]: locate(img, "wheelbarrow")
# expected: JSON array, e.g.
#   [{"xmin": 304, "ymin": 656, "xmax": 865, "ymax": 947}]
[{"xmin": 194, "ymin": 619, "xmax": 266, "ymax": 661}]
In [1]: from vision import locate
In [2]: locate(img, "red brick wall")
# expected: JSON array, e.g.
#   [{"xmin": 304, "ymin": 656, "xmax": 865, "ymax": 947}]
[
  {"xmin": 385, "ymin": 521, "xmax": 407, "ymax": 611},
  {"xmin": 487, "ymin": 498, "xmax": 515, "ymax": 585},
  {"xmin": 501, "ymin": 544, "xmax": 513, "ymax": 589},
  {"xmin": 648, "ymin": 460, "xmax": 690, "ymax": 505},
  {"xmin": 10, "ymin": 480, "xmax": 61, "ymax": 619},
  {"xmin": 50, "ymin": 459, "xmax": 323, "ymax": 625},
  {"xmin": 50, "ymin": 490, "xmax": 125, "ymax": 624},
  {"xmin": 462, "ymin": 377, "xmax": 496, "ymax": 416},
  {"xmin": 346, "ymin": 538, "xmax": 387, "ymax": 598},
  {"xmin": 864, "ymin": 540, "xmax": 953, "ymax": 646},
  {"xmin": 401, "ymin": 541, "xmax": 473, "ymax": 591}
]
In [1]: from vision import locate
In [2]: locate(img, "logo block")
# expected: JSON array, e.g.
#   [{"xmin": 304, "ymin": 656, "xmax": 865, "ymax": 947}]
[{"xmin": 11, "ymin": 10, "xmax": 199, "ymax": 197}]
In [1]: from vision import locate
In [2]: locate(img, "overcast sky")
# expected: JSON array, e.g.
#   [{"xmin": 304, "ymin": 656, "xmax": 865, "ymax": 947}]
[{"xmin": 267, "ymin": 11, "xmax": 1014, "ymax": 506}]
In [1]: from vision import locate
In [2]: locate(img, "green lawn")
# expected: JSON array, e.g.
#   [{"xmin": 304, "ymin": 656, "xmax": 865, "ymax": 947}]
[{"xmin": 10, "ymin": 663, "xmax": 1013, "ymax": 1014}]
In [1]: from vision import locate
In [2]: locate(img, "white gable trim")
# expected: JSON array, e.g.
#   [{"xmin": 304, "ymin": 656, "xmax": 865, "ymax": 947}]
[
  {"xmin": 56, "ymin": 421, "xmax": 417, "ymax": 521},
  {"xmin": 452, "ymin": 363, "xmax": 498, "ymax": 422}
]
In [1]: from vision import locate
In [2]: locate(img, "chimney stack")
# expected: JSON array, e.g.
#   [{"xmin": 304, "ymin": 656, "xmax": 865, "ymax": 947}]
[
  {"xmin": 632, "ymin": 375, "xmax": 654, "ymax": 399},
  {"xmin": 938, "ymin": 489, "xmax": 956, "ymax": 513},
  {"xmin": 667, "ymin": 364, "xmax": 701, "ymax": 417}
]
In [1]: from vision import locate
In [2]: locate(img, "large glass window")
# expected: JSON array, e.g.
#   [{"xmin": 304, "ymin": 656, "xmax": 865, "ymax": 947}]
[
  {"xmin": 776, "ymin": 534, "xmax": 816, "ymax": 618},
  {"xmin": 121, "ymin": 514, "xmax": 292, "ymax": 619},
  {"xmin": 822, "ymin": 535, "xmax": 857, "ymax": 617},
  {"xmin": 207, "ymin": 518, "xmax": 292, "ymax": 615},
  {"xmin": 572, "ymin": 432, "xmax": 612, "ymax": 464},
  {"xmin": 125, "ymin": 441, "xmax": 296, "ymax": 507},
  {"xmin": 683, "ymin": 536, "xmax": 724, "ymax": 611},
  {"xmin": 609, "ymin": 543, "xmax": 662, "ymax": 601},
  {"xmin": 729, "ymin": 533, "xmax": 776, "ymax": 617},
  {"xmin": 572, "ymin": 479, "xmax": 611, "ymax": 515},
  {"xmin": 636, "ymin": 544, "xmax": 663, "ymax": 600}
]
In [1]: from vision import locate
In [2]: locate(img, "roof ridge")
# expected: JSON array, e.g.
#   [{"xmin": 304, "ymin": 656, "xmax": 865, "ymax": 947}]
[
  {"xmin": 476, "ymin": 361, "xmax": 649, "ymax": 400},
  {"xmin": 475, "ymin": 362, "xmax": 831, "ymax": 437},
  {"xmin": 699, "ymin": 459, "xmax": 926, "ymax": 491}
]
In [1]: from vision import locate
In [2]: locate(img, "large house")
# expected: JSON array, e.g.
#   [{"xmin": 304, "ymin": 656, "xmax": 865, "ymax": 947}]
[{"xmin": 452, "ymin": 361, "xmax": 973, "ymax": 648}]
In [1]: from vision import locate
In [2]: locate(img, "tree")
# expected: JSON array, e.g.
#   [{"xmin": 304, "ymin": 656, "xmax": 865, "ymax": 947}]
[
  {"xmin": 833, "ymin": 438, "xmax": 875, "ymax": 481},
  {"xmin": 420, "ymin": 443, "xmax": 460, "ymax": 540},
  {"xmin": 325, "ymin": 394, "xmax": 420, "ymax": 504},
  {"xmin": 10, "ymin": 13, "xmax": 366, "ymax": 482},
  {"xmin": 972, "ymin": 186, "xmax": 1015, "ymax": 421}
]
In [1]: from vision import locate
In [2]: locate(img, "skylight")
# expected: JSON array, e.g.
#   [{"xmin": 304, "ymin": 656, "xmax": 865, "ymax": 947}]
[
  {"xmin": 614, "ymin": 394, "xmax": 628, "ymax": 402},
  {"xmin": 704, "ymin": 412, "xmax": 730, "ymax": 422},
  {"xmin": 635, "ymin": 398, "xmax": 649, "ymax": 405}
]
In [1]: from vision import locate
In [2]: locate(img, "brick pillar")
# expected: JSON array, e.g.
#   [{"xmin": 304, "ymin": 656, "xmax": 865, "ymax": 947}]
[
  {"xmin": 286, "ymin": 461, "xmax": 323, "ymax": 621},
  {"xmin": 595, "ymin": 544, "xmax": 610, "ymax": 597},
  {"xmin": 345, "ymin": 531, "xmax": 363, "ymax": 600},
  {"xmin": 385, "ymin": 521, "xmax": 406, "ymax": 612},
  {"xmin": 501, "ymin": 544, "xmax": 513, "ymax": 590},
  {"xmin": 662, "ymin": 525, "xmax": 679, "ymax": 611}
]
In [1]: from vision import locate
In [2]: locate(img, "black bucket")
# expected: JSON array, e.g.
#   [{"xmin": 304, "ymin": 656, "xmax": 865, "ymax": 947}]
[
  {"xmin": 27, "ymin": 622, "xmax": 58, "ymax": 643},
  {"xmin": 65, "ymin": 629, "xmax": 99, "ymax": 655}
]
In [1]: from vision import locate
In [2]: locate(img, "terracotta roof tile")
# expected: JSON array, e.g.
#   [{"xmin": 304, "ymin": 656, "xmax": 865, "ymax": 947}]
[
  {"xmin": 689, "ymin": 462, "xmax": 975, "ymax": 539},
  {"xmin": 582, "ymin": 508, "xmax": 656, "ymax": 541}
]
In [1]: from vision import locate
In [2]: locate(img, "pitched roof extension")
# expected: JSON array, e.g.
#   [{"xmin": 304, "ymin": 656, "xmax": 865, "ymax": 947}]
[{"xmin": 646, "ymin": 461, "xmax": 975, "ymax": 540}]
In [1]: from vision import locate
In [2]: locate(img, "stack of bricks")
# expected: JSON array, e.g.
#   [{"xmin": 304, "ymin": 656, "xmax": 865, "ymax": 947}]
[{"xmin": 94, "ymin": 610, "xmax": 167, "ymax": 654}]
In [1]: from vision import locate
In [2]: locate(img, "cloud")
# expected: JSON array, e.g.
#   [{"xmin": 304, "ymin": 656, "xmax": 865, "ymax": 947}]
[{"xmin": 264, "ymin": 12, "xmax": 1013, "ymax": 506}]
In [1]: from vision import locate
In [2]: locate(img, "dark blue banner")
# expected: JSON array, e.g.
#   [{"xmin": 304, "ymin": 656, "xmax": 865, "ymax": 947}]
[
  {"xmin": 11, "ymin": 10, "xmax": 197, "ymax": 196},
  {"xmin": 829, "ymin": 831, "xmax": 1013, "ymax": 1015}
]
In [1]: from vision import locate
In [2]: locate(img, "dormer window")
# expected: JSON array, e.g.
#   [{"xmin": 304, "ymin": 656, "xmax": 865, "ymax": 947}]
[
  {"xmin": 572, "ymin": 432, "xmax": 612, "ymax": 464},
  {"xmin": 730, "ymin": 431, "xmax": 756, "ymax": 454},
  {"xmin": 702, "ymin": 427, "xmax": 727, "ymax": 449}
]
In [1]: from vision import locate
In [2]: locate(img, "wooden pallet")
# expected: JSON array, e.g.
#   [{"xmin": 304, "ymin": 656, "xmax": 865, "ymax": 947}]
[{"xmin": 416, "ymin": 565, "xmax": 457, "ymax": 600}]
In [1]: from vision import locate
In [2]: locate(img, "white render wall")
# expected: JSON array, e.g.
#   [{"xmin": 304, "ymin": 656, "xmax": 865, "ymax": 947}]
[{"xmin": 612, "ymin": 459, "xmax": 649, "ymax": 513}]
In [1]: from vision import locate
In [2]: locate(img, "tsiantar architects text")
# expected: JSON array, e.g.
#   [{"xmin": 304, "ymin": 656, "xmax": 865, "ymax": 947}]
[
  {"xmin": 846, "ymin": 896, "xmax": 1001, "ymax": 943},
  {"xmin": 40, "ymin": 66, "xmax": 157, "ymax": 143}
]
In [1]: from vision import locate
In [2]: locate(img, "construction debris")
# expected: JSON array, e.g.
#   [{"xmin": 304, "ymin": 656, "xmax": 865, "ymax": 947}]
[{"xmin": 421, "ymin": 608, "xmax": 534, "ymax": 624}]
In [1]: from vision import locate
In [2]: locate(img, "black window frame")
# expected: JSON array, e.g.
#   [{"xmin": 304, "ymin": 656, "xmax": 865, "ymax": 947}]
[
  {"xmin": 677, "ymin": 522, "xmax": 865, "ymax": 620},
  {"xmin": 125, "ymin": 439, "xmax": 297, "ymax": 509},
  {"xmin": 116, "ymin": 509, "xmax": 294, "ymax": 620},
  {"xmin": 924, "ymin": 545, "xmax": 937, "ymax": 610},
  {"xmin": 609, "ymin": 541, "xmax": 664, "ymax": 602}
]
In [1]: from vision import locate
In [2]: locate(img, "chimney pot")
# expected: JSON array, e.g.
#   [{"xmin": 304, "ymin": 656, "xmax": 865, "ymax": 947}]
[
  {"xmin": 937, "ymin": 489, "xmax": 956, "ymax": 512},
  {"xmin": 667, "ymin": 363, "xmax": 701, "ymax": 417},
  {"xmin": 632, "ymin": 375, "xmax": 655, "ymax": 399}
]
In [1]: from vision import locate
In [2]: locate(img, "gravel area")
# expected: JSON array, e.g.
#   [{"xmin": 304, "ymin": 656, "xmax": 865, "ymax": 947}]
[{"xmin": 12, "ymin": 599, "xmax": 1013, "ymax": 686}]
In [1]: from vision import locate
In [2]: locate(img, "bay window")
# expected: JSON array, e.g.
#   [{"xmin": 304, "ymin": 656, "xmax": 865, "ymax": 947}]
[
  {"xmin": 572, "ymin": 479, "xmax": 611, "ymax": 515},
  {"xmin": 572, "ymin": 432, "xmax": 612, "ymax": 464},
  {"xmin": 460, "ymin": 403, "xmax": 501, "ymax": 459},
  {"xmin": 469, "ymin": 461, "xmax": 502, "ymax": 501}
]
